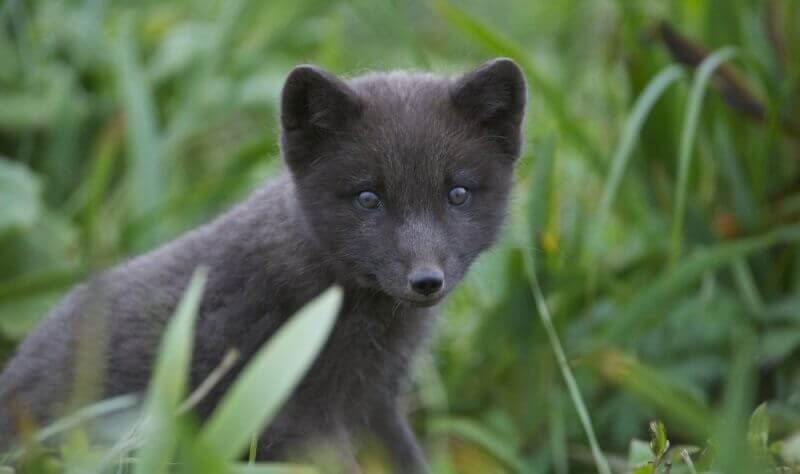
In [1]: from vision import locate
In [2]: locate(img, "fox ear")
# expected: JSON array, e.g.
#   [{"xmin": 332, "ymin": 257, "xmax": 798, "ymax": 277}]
[
  {"xmin": 451, "ymin": 58, "xmax": 526, "ymax": 151},
  {"xmin": 281, "ymin": 65, "xmax": 362, "ymax": 131}
]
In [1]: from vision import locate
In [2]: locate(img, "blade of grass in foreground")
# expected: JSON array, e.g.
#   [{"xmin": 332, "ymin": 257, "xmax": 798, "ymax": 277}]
[
  {"xmin": 200, "ymin": 286, "xmax": 342, "ymax": 461},
  {"xmin": 670, "ymin": 47, "xmax": 737, "ymax": 261},
  {"xmin": 134, "ymin": 268, "xmax": 207, "ymax": 474}
]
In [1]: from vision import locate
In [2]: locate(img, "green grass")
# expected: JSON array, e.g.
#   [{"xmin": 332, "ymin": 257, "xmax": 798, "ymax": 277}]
[{"xmin": 2, "ymin": 0, "xmax": 800, "ymax": 472}]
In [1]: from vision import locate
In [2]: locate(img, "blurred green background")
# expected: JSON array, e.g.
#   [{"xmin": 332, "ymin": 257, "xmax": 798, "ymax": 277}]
[{"xmin": 2, "ymin": 0, "xmax": 800, "ymax": 472}]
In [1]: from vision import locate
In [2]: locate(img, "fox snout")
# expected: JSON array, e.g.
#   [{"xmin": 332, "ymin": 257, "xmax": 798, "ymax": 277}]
[{"xmin": 408, "ymin": 266, "xmax": 444, "ymax": 297}]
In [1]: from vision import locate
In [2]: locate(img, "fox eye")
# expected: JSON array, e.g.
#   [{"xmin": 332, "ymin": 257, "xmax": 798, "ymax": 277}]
[
  {"xmin": 356, "ymin": 191, "xmax": 381, "ymax": 209},
  {"xmin": 448, "ymin": 186, "xmax": 469, "ymax": 206}
]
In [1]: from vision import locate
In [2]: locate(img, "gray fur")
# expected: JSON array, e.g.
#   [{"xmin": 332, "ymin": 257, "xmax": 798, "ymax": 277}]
[{"xmin": 0, "ymin": 58, "xmax": 526, "ymax": 472}]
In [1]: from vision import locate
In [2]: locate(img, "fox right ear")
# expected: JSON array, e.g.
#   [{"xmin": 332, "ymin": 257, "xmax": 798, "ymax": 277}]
[
  {"xmin": 451, "ymin": 58, "xmax": 526, "ymax": 156},
  {"xmin": 281, "ymin": 65, "xmax": 362, "ymax": 132},
  {"xmin": 451, "ymin": 58, "xmax": 526, "ymax": 126}
]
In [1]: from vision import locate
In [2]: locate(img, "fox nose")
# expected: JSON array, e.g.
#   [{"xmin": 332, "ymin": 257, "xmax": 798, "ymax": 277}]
[{"xmin": 409, "ymin": 268, "xmax": 444, "ymax": 296}]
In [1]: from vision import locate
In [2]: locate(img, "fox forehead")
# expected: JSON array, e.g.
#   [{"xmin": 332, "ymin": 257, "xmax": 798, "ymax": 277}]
[
  {"xmin": 282, "ymin": 58, "xmax": 525, "ymax": 199},
  {"xmin": 311, "ymin": 74, "xmax": 498, "ymax": 191},
  {"xmin": 313, "ymin": 121, "xmax": 494, "ymax": 200}
]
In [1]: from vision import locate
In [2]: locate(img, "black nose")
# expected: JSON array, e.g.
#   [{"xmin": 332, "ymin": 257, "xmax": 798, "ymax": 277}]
[{"xmin": 409, "ymin": 268, "xmax": 444, "ymax": 296}]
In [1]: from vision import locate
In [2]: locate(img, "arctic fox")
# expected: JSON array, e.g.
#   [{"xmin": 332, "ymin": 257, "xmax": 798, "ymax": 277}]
[{"xmin": 0, "ymin": 58, "xmax": 526, "ymax": 472}]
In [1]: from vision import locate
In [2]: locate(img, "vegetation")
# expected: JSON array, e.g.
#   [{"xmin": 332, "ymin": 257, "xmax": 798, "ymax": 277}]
[{"xmin": 1, "ymin": 0, "xmax": 800, "ymax": 472}]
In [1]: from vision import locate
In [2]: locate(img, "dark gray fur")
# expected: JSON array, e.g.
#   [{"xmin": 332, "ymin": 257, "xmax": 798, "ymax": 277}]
[{"xmin": 0, "ymin": 58, "xmax": 526, "ymax": 472}]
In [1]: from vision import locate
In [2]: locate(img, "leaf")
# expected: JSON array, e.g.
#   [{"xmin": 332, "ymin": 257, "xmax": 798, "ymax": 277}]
[
  {"xmin": 649, "ymin": 421, "xmax": 670, "ymax": 458},
  {"xmin": 134, "ymin": 268, "xmax": 208, "ymax": 474},
  {"xmin": 633, "ymin": 463, "xmax": 655, "ymax": 474},
  {"xmin": 0, "ymin": 158, "xmax": 42, "ymax": 234},
  {"xmin": 200, "ymin": 286, "xmax": 342, "ymax": 461},
  {"xmin": 748, "ymin": 403, "xmax": 769, "ymax": 451},
  {"xmin": 628, "ymin": 439, "xmax": 655, "ymax": 474}
]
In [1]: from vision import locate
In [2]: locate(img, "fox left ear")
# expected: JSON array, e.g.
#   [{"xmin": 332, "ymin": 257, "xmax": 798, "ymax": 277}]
[
  {"xmin": 451, "ymin": 58, "xmax": 526, "ymax": 155},
  {"xmin": 281, "ymin": 65, "xmax": 362, "ymax": 132}
]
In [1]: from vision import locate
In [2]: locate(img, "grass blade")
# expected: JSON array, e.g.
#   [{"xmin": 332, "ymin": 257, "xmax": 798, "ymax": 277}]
[
  {"xmin": 670, "ymin": 47, "xmax": 738, "ymax": 260},
  {"xmin": 597, "ymin": 65, "xmax": 685, "ymax": 222},
  {"xmin": 587, "ymin": 65, "xmax": 684, "ymax": 291},
  {"xmin": 523, "ymin": 137, "xmax": 611, "ymax": 474},
  {"xmin": 200, "ymin": 286, "xmax": 342, "ymax": 461},
  {"xmin": 134, "ymin": 268, "xmax": 208, "ymax": 474},
  {"xmin": 522, "ymin": 248, "xmax": 612, "ymax": 474},
  {"xmin": 522, "ymin": 137, "xmax": 611, "ymax": 474}
]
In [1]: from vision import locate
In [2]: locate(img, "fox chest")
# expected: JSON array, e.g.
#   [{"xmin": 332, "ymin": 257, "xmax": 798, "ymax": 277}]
[{"xmin": 287, "ymin": 304, "xmax": 433, "ymax": 419}]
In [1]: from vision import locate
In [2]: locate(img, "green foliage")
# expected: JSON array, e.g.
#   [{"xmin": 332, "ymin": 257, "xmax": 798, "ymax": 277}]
[
  {"xmin": 626, "ymin": 409, "xmax": 800, "ymax": 474},
  {"xmin": 2, "ymin": 0, "xmax": 800, "ymax": 472},
  {"xmin": 0, "ymin": 276, "xmax": 341, "ymax": 473}
]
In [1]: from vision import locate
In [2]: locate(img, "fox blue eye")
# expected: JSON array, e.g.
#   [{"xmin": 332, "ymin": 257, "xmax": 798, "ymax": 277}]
[
  {"xmin": 448, "ymin": 186, "xmax": 469, "ymax": 205},
  {"xmin": 356, "ymin": 191, "xmax": 381, "ymax": 209}
]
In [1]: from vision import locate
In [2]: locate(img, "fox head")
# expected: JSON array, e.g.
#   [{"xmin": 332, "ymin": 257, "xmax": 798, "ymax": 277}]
[{"xmin": 280, "ymin": 58, "xmax": 526, "ymax": 307}]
